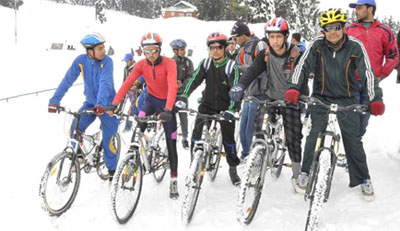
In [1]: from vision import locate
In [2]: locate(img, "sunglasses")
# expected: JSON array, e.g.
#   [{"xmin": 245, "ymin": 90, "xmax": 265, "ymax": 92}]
[
  {"xmin": 143, "ymin": 49, "xmax": 160, "ymax": 54},
  {"xmin": 209, "ymin": 45, "xmax": 224, "ymax": 50},
  {"xmin": 229, "ymin": 42, "xmax": 235, "ymax": 45},
  {"xmin": 323, "ymin": 24, "xmax": 342, "ymax": 32}
]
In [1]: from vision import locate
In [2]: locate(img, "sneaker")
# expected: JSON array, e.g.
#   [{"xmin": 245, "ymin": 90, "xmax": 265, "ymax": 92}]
[
  {"xmin": 293, "ymin": 172, "xmax": 309, "ymax": 195},
  {"xmin": 169, "ymin": 179, "xmax": 179, "ymax": 200},
  {"xmin": 360, "ymin": 179, "xmax": 375, "ymax": 202},
  {"xmin": 229, "ymin": 167, "xmax": 241, "ymax": 186},
  {"xmin": 182, "ymin": 139, "xmax": 189, "ymax": 150}
]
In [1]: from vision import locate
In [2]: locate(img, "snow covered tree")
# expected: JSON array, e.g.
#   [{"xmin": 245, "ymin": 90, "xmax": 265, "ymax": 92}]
[{"xmin": 289, "ymin": 0, "xmax": 320, "ymax": 41}]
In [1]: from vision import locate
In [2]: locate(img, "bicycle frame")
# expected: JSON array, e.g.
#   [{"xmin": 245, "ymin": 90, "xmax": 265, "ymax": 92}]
[
  {"xmin": 306, "ymin": 104, "xmax": 341, "ymax": 202},
  {"xmin": 192, "ymin": 119, "xmax": 219, "ymax": 170}
]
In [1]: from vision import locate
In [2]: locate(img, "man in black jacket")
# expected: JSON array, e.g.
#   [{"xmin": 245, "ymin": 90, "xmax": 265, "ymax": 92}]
[
  {"xmin": 177, "ymin": 32, "xmax": 241, "ymax": 186},
  {"xmin": 170, "ymin": 39, "xmax": 194, "ymax": 149}
]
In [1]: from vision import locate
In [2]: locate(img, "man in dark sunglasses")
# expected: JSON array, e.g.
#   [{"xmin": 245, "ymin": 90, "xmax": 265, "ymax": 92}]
[
  {"xmin": 285, "ymin": 8, "xmax": 385, "ymax": 201},
  {"xmin": 110, "ymin": 32, "xmax": 181, "ymax": 200},
  {"xmin": 176, "ymin": 32, "xmax": 242, "ymax": 186}
]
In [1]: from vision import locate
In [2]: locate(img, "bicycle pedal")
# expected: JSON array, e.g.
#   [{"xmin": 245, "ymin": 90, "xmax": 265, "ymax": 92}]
[
  {"xmin": 283, "ymin": 163, "xmax": 292, "ymax": 167},
  {"xmin": 220, "ymin": 152, "xmax": 225, "ymax": 157}
]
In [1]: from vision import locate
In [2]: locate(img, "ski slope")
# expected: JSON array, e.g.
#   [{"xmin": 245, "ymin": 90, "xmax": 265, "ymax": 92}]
[{"xmin": 1, "ymin": 1, "xmax": 400, "ymax": 230}]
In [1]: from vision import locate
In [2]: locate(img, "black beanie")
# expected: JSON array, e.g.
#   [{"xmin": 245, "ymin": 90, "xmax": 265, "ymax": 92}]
[
  {"xmin": 231, "ymin": 21, "xmax": 250, "ymax": 36},
  {"xmin": 292, "ymin": 33, "xmax": 301, "ymax": 42}
]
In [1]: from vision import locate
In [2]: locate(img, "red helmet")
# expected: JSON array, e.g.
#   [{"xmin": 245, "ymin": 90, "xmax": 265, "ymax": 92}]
[
  {"xmin": 264, "ymin": 17, "xmax": 289, "ymax": 36},
  {"xmin": 206, "ymin": 32, "xmax": 228, "ymax": 47},
  {"xmin": 141, "ymin": 32, "xmax": 163, "ymax": 47}
]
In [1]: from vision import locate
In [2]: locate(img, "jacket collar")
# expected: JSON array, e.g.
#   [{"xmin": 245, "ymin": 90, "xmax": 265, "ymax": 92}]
[{"xmin": 146, "ymin": 56, "xmax": 163, "ymax": 66}]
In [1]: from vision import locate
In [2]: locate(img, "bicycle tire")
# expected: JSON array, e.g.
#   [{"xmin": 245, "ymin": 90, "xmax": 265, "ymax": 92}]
[
  {"xmin": 181, "ymin": 149, "xmax": 205, "ymax": 225},
  {"xmin": 270, "ymin": 145, "xmax": 285, "ymax": 179},
  {"xmin": 208, "ymin": 129, "xmax": 222, "ymax": 181},
  {"xmin": 39, "ymin": 151, "xmax": 81, "ymax": 216},
  {"xmin": 152, "ymin": 130, "xmax": 168, "ymax": 183},
  {"xmin": 97, "ymin": 132, "xmax": 122, "ymax": 180},
  {"xmin": 110, "ymin": 151, "xmax": 143, "ymax": 224},
  {"xmin": 305, "ymin": 150, "xmax": 331, "ymax": 231},
  {"xmin": 237, "ymin": 145, "xmax": 266, "ymax": 225}
]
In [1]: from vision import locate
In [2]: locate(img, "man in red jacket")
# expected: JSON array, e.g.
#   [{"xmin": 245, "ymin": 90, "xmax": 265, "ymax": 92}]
[
  {"xmin": 346, "ymin": 0, "xmax": 399, "ymax": 136},
  {"xmin": 110, "ymin": 32, "xmax": 180, "ymax": 200}
]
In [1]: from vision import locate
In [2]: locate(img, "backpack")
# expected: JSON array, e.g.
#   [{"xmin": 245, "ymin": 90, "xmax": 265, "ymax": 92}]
[
  {"xmin": 239, "ymin": 38, "xmax": 261, "ymax": 65},
  {"xmin": 203, "ymin": 57, "xmax": 235, "ymax": 79}
]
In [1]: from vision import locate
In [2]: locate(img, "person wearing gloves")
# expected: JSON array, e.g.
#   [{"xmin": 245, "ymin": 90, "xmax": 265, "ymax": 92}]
[
  {"xmin": 285, "ymin": 9, "xmax": 384, "ymax": 201},
  {"xmin": 48, "ymin": 32, "xmax": 119, "ymax": 181}
]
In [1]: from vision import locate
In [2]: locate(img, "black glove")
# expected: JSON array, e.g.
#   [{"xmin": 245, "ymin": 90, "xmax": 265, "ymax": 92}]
[
  {"xmin": 159, "ymin": 108, "xmax": 173, "ymax": 122},
  {"xmin": 229, "ymin": 84, "xmax": 245, "ymax": 102},
  {"xmin": 223, "ymin": 110, "xmax": 235, "ymax": 122},
  {"xmin": 175, "ymin": 96, "xmax": 188, "ymax": 109},
  {"xmin": 106, "ymin": 104, "xmax": 119, "ymax": 114}
]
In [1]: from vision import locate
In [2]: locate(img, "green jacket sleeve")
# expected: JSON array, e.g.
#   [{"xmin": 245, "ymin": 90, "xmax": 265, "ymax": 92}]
[
  {"xmin": 228, "ymin": 65, "xmax": 240, "ymax": 112},
  {"xmin": 181, "ymin": 59, "xmax": 206, "ymax": 98}
]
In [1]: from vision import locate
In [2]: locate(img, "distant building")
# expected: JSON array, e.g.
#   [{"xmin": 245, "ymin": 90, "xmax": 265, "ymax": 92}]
[{"xmin": 162, "ymin": 1, "xmax": 198, "ymax": 19}]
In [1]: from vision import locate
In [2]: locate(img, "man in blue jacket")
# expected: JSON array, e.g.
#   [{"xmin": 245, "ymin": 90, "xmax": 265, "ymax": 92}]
[{"xmin": 48, "ymin": 32, "xmax": 119, "ymax": 180}]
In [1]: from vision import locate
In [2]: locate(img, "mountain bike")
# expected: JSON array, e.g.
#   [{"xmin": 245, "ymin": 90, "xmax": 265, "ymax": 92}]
[
  {"xmin": 181, "ymin": 109, "xmax": 228, "ymax": 225},
  {"xmin": 110, "ymin": 113, "xmax": 169, "ymax": 224},
  {"xmin": 237, "ymin": 97, "xmax": 289, "ymax": 225},
  {"xmin": 300, "ymin": 96, "xmax": 368, "ymax": 231},
  {"xmin": 39, "ymin": 107, "xmax": 121, "ymax": 216}
]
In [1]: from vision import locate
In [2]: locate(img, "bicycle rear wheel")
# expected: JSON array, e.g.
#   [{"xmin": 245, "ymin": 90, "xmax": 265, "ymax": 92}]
[
  {"xmin": 305, "ymin": 150, "xmax": 331, "ymax": 231},
  {"xmin": 181, "ymin": 149, "xmax": 205, "ymax": 225},
  {"xmin": 39, "ymin": 151, "xmax": 81, "ymax": 216},
  {"xmin": 237, "ymin": 145, "xmax": 266, "ymax": 224},
  {"xmin": 207, "ymin": 129, "xmax": 222, "ymax": 181},
  {"xmin": 110, "ymin": 151, "xmax": 143, "ymax": 224},
  {"xmin": 97, "ymin": 132, "xmax": 122, "ymax": 180}
]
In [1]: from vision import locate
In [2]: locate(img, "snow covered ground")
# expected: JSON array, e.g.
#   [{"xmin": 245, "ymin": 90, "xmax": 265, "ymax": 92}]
[{"xmin": 1, "ymin": 1, "xmax": 400, "ymax": 231}]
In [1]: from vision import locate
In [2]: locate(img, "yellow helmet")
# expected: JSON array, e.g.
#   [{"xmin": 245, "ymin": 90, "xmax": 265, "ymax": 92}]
[{"xmin": 319, "ymin": 8, "xmax": 348, "ymax": 27}]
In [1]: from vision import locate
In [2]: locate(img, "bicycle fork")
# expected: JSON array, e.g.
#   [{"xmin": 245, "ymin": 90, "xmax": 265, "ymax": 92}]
[{"xmin": 306, "ymin": 131, "xmax": 340, "ymax": 202}]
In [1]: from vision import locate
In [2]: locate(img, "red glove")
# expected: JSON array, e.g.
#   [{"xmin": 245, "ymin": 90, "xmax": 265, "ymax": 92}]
[
  {"xmin": 370, "ymin": 101, "xmax": 385, "ymax": 116},
  {"xmin": 285, "ymin": 89, "xmax": 300, "ymax": 104},
  {"xmin": 93, "ymin": 105, "xmax": 105, "ymax": 116},
  {"xmin": 48, "ymin": 104, "xmax": 59, "ymax": 113}
]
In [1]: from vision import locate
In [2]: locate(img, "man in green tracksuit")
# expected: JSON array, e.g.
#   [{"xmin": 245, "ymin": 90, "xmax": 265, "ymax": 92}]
[
  {"xmin": 285, "ymin": 9, "xmax": 385, "ymax": 201},
  {"xmin": 176, "ymin": 32, "xmax": 242, "ymax": 186}
]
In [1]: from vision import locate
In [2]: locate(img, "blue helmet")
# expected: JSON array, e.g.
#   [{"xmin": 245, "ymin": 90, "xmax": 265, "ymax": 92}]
[
  {"xmin": 170, "ymin": 39, "xmax": 187, "ymax": 49},
  {"xmin": 80, "ymin": 32, "xmax": 106, "ymax": 49}
]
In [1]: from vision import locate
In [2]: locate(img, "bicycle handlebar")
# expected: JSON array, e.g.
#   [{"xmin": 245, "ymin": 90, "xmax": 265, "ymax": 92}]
[
  {"xmin": 57, "ymin": 106, "xmax": 96, "ymax": 117},
  {"xmin": 243, "ymin": 96, "xmax": 300, "ymax": 110},
  {"xmin": 179, "ymin": 108, "xmax": 239, "ymax": 121},
  {"xmin": 299, "ymin": 95, "xmax": 369, "ymax": 114}
]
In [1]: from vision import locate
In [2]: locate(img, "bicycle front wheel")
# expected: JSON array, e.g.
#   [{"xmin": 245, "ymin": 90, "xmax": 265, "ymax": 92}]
[
  {"xmin": 305, "ymin": 150, "xmax": 331, "ymax": 231},
  {"xmin": 97, "ymin": 132, "xmax": 122, "ymax": 180},
  {"xmin": 181, "ymin": 149, "xmax": 205, "ymax": 225},
  {"xmin": 237, "ymin": 145, "xmax": 266, "ymax": 224},
  {"xmin": 39, "ymin": 151, "xmax": 81, "ymax": 216},
  {"xmin": 110, "ymin": 151, "xmax": 143, "ymax": 224},
  {"xmin": 208, "ymin": 129, "xmax": 222, "ymax": 181}
]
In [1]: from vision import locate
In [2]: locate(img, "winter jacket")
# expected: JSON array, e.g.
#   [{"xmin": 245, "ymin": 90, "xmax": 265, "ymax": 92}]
[
  {"xmin": 288, "ymin": 35, "xmax": 382, "ymax": 102},
  {"xmin": 346, "ymin": 20, "xmax": 399, "ymax": 79},
  {"xmin": 181, "ymin": 56, "xmax": 240, "ymax": 112},
  {"xmin": 226, "ymin": 48, "xmax": 239, "ymax": 60},
  {"xmin": 172, "ymin": 56, "xmax": 194, "ymax": 94},
  {"xmin": 113, "ymin": 56, "xmax": 178, "ymax": 111},
  {"xmin": 235, "ymin": 36, "xmax": 268, "ymax": 97},
  {"xmin": 239, "ymin": 43, "xmax": 308, "ymax": 101},
  {"xmin": 49, "ymin": 54, "xmax": 116, "ymax": 107}
]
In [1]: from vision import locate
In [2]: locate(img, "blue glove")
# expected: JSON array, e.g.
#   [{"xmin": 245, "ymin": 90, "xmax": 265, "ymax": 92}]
[
  {"xmin": 229, "ymin": 84, "xmax": 245, "ymax": 102},
  {"xmin": 223, "ymin": 110, "xmax": 235, "ymax": 122},
  {"xmin": 175, "ymin": 96, "xmax": 188, "ymax": 109}
]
